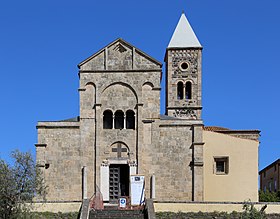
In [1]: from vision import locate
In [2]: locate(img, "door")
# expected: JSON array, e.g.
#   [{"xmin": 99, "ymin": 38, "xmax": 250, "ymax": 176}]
[{"xmin": 109, "ymin": 164, "xmax": 129, "ymax": 203}]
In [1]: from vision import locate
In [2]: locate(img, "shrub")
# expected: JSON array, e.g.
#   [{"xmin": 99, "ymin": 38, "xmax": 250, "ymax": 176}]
[
  {"xmin": 259, "ymin": 190, "xmax": 280, "ymax": 202},
  {"xmin": 241, "ymin": 201, "xmax": 267, "ymax": 219}
]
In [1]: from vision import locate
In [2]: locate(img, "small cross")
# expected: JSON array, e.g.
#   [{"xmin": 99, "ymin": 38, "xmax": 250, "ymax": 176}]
[{"xmin": 112, "ymin": 143, "xmax": 127, "ymax": 158}]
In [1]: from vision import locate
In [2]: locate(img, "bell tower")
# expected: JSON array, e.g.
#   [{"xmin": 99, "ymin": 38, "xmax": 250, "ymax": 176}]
[{"xmin": 165, "ymin": 13, "xmax": 203, "ymax": 120}]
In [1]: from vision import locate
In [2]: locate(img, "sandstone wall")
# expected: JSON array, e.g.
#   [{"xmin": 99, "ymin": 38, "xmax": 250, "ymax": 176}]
[{"xmin": 36, "ymin": 122, "xmax": 81, "ymax": 201}]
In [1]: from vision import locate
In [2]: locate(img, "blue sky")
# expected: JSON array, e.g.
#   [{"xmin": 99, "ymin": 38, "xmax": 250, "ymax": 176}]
[{"xmin": 0, "ymin": 0, "xmax": 279, "ymax": 171}]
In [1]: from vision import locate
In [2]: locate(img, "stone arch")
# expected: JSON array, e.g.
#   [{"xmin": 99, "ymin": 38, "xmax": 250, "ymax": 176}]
[
  {"xmin": 103, "ymin": 109, "xmax": 113, "ymax": 129},
  {"xmin": 101, "ymin": 82, "xmax": 137, "ymax": 111},
  {"xmin": 184, "ymin": 79, "xmax": 194, "ymax": 84},
  {"xmin": 126, "ymin": 110, "xmax": 135, "ymax": 129},
  {"xmin": 101, "ymin": 82, "xmax": 138, "ymax": 102},
  {"xmin": 84, "ymin": 82, "xmax": 96, "ymax": 106},
  {"xmin": 85, "ymin": 82, "xmax": 96, "ymax": 87},
  {"xmin": 185, "ymin": 81, "xmax": 192, "ymax": 100},
  {"xmin": 177, "ymin": 81, "xmax": 184, "ymax": 100},
  {"xmin": 142, "ymin": 83, "xmax": 153, "ymax": 119},
  {"xmin": 114, "ymin": 110, "xmax": 124, "ymax": 129},
  {"xmin": 80, "ymin": 82, "xmax": 96, "ymax": 118},
  {"xmin": 142, "ymin": 81, "xmax": 154, "ymax": 88}
]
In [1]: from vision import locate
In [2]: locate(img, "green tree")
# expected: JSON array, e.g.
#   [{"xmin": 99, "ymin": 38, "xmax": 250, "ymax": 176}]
[
  {"xmin": 259, "ymin": 190, "xmax": 280, "ymax": 202},
  {"xmin": 0, "ymin": 150, "xmax": 46, "ymax": 219}
]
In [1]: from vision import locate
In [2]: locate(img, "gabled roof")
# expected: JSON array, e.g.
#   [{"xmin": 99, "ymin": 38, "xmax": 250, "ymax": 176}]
[
  {"xmin": 78, "ymin": 38, "xmax": 162, "ymax": 69},
  {"xmin": 168, "ymin": 13, "xmax": 202, "ymax": 49}
]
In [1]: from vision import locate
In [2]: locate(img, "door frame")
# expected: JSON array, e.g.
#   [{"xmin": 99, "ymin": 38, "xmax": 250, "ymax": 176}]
[{"xmin": 100, "ymin": 159, "xmax": 137, "ymax": 202}]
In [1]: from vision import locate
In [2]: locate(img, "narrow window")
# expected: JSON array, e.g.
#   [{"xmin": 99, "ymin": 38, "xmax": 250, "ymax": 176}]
[
  {"xmin": 214, "ymin": 157, "xmax": 229, "ymax": 175},
  {"xmin": 177, "ymin": 82, "xmax": 183, "ymax": 100},
  {"xmin": 185, "ymin": 81, "xmax": 192, "ymax": 99},
  {"xmin": 103, "ymin": 110, "xmax": 113, "ymax": 129},
  {"xmin": 126, "ymin": 110, "xmax": 135, "ymax": 129},
  {"xmin": 114, "ymin": 110, "xmax": 124, "ymax": 129}
]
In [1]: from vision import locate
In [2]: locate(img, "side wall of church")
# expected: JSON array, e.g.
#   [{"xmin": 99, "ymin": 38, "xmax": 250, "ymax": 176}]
[
  {"xmin": 36, "ymin": 122, "xmax": 81, "ymax": 201},
  {"xmin": 203, "ymin": 130, "xmax": 259, "ymax": 202}
]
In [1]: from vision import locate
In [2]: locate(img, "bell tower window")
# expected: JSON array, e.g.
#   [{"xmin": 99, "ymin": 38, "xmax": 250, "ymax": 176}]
[
  {"xmin": 177, "ymin": 82, "xmax": 184, "ymax": 100},
  {"xmin": 185, "ymin": 81, "xmax": 192, "ymax": 100},
  {"xmin": 103, "ymin": 110, "xmax": 113, "ymax": 129}
]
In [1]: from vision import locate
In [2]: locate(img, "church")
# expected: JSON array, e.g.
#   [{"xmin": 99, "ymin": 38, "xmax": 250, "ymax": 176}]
[{"xmin": 35, "ymin": 13, "xmax": 260, "ymax": 208}]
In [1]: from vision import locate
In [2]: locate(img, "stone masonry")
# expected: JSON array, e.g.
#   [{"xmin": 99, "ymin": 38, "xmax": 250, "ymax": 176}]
[
  {"xmin": 36, "ymin": 37, "xmax": 204, "ymax": 202},
  {"xmin": 36, "ymin": 13, "xmax": 260, "ymax": 206}
]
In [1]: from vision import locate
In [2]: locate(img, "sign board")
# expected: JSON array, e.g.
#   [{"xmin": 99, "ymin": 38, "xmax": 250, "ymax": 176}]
[
  {"xmin": 130, "ymin": 175, "xmax": 145, "ymax": 206},
  {"xmin": 119, "ymin": 197, "xmax": 126, "ymax": 208}
]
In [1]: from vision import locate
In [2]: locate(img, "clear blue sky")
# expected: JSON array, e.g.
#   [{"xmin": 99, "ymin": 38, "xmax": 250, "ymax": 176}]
[{"xmin": 0, "ymin": 0, "xmax": 279, "ymax": 171}]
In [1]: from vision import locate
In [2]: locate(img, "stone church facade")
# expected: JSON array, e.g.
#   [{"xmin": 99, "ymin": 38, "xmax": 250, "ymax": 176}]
[{"xmin": 36, "ymin": 13, "xmax": 260, "ymax": 206}]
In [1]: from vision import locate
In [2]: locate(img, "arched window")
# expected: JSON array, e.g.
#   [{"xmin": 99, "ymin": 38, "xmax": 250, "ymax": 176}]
[
  {"xmin": 103, "ymin": 110, "xmax": 113, "ymax": 129},
  {"xmin": 185, "ymin": 81, "xmax": 192, "ymax": 100},
  {"xmin": 114, "ymin": 110, "xmax": 124, "ymax": 129},
  {"xmin": 177, "ymin": 82, "xmax": 183, "ymax": 100},
  {"xmin": 126, "ymin": 110, "xmax": 135, "ymax": 129}
]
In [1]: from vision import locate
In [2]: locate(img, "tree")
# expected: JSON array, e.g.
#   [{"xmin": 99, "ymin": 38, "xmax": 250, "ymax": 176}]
[
  {"xmin": 259, "ymin": 190, "xmax": 280, "ymax": 202},
  {"xmin": 0, "ymin": 150, "xmax": 46, "ymax": 219}
]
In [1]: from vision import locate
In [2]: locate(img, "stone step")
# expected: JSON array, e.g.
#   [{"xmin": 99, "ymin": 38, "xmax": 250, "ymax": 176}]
[
  {"xmin": 89, "ymin": 209, "xmax": 145, "ymax": 219},
  {"xmin": 104, "ymin": 205, "xmax": 118, "ymax": 210}
]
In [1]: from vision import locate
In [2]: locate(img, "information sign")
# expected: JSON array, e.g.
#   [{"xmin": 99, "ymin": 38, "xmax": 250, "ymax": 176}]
[{"xmin": 130, "ymin": 175, "xmax": 145, "ymax": 206}]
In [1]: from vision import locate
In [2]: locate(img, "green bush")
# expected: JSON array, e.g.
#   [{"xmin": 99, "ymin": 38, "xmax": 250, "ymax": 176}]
[
  {"xmin": 259, "ymin": 190, "xmax": 280, "ymax": 202},
  {"xmin": 17, "ymin": 211, "xmax": 79, "ymax": 219},
  {"xmin": 156, "ymin": 203, "xmax": 268, "ymax": 219},
  {"xmin": 241, "ymin": 201, "xmax": 267, "ymax": 219}
]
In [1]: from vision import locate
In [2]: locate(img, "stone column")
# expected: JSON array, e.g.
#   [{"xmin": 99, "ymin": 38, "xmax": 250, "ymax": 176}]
[
  {"xmin": 124, "ymin": 115, "xmax": 126, "ymax": 129},
  {"xmin": 150, "ymin": 175, "xmax": 156, "ymax": 199},
  {"xmin": 82, "ymin": 166, "xmax": 87, "ymax": 199},
  {"xmin": 112, "ymin": 115, "xmax": 115, "ymax": 129},
  {"xmin": 136, "ymin": 103, "xmax": 143, "ymax": 174},
  {"xmin": 95, "ymin": 104, "xmax": 102, "ymax": 194}
]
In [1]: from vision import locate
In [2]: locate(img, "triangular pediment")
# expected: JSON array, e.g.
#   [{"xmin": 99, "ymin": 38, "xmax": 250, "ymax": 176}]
[{"xmin": 78, "ymin": 38, "xmax": 162, "ymax": 71}]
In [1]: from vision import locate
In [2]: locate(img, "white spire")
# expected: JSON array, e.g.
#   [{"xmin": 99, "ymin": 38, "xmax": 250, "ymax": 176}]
[{"xmin": 168, "ymin": 13, "xmax": 202, "ymax": 48}]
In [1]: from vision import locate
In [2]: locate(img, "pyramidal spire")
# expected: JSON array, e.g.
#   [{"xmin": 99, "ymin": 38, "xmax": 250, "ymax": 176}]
[{"xmin": 168, "ymin": 13, "xmax": 202, "ymax": 48}]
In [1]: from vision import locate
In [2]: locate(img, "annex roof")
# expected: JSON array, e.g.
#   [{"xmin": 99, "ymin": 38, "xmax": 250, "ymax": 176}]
[
  {"xmin": 168, "ymin": 13, "xmax": 202, "ymax": 49},
  {"xmin": 204, "ymin": 126, "xmax": 260, "ymax": 142},
  {"xmin": 203, "ymin": 126, "xmax": 260, "ymax": 133}
]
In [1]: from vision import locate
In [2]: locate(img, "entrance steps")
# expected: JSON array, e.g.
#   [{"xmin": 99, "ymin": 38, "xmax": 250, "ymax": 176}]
[{"xmin": 89, "ymin": 208, "xmax": 145, "ymax": 219}]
